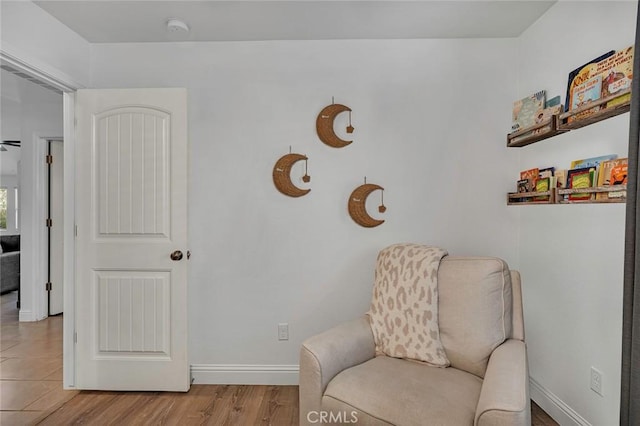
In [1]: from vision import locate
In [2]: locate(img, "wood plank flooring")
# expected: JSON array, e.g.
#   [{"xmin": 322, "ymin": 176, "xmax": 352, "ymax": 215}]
[
  {"xmin": 0, "ymin": 291, "xmax": 79, "ymax": 425},
  {"xmin": 1, "ymin": 291, "xmax": 559, "ymax": 425},
  {"xmin": 38, "ymin": 385, "xmax": 299, "ymax": 425}
]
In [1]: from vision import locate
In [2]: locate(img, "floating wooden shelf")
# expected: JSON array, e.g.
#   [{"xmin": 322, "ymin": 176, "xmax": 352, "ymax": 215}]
[
  {"xmin": 507, "ymin": 115, "xmax": 567, "ymax": 147},
  {"xmin": 556, "ymin": 184, "xmax": 626, "ymax": 204},
  {"xmin": 506, "ymin": 89, "xmax": 631, "ymax": 147},
  {"xmin": 508, "ymin": 185, "xmax": 626, "ymax": 205},
  {"xmin": 507, "ymin": 190, "xmax": 555, "ymax": 205}
]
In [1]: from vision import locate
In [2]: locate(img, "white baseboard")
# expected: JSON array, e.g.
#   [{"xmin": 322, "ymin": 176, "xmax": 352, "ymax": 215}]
[
  {"xmin": 191, "ymin": 364, "xmax": 299, "ymax": 385},
  {"xmin": 18, "ymin": 309, "xmax": 36, "ymax": 322},
  {"xmin": 530, "ymin": 377, "xmax": 592, "ymax": 426}
]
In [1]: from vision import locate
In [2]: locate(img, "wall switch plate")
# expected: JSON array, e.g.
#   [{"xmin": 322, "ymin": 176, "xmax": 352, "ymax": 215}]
[
  {"xmin": 590, "ymin": 367, "xmax": 603, "ymax": 396},
  {"xmin": 278, "ymin": 323, "xmax": 289, "ymax": 341}
]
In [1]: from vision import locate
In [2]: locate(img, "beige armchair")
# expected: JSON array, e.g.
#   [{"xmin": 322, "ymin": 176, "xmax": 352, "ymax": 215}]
[{"xmin": 299, "ymin": 252, "xmax": 530, "ymax": 426}]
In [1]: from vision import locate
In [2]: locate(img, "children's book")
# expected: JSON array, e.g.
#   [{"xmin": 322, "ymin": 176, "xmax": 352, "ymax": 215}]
[
  {"xmin": 610, "ymin": 161, "xmax": 629, "ymax": 199},
  {"xmin": 534, "ymin": 177, "xmax": 551, "ymax": 201},
  {"xmin": 555, "ymin": 169, "xmax": 567, "ymax": 189},
  {"xmin": 610, "ymin": 163, "xmax": 628, "ymax": 185},
  {"xmin": 517, "ymin": 179, "xmax": 530, "ymax": 193},
  {"xmin": 595, "ymin": 158, "xmax": 628, "ymax": 200},
  {"xmin": 565, "ymin": 50, "xmax": 615, "ymax": 113},
  {"xmin": 570, "ymin": 154, "xmax": 617, "ymax": 170},
  {"xmin": 512, "ymin": 91, "xmax": 545, "ymax": 132},
  {"xmin": 595, "ymin": 45, "xmax": 634, "ymax": 108},
  {"xmin": 545, "ymin": 95, "xmax": 561, "ymax": 108},
  {"xmin": 570, "ymin": 75, "xmax": 602, "ymax": 121},
  {"xmin": 567, "ymin": 168, "xmax": 596, "ymax": 201},
  {"xmin": 520, "ymin": 168, "xmax": 539, "ymax": 192}
]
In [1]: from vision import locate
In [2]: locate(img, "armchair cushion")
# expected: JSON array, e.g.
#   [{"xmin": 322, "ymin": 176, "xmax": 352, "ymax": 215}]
[
  {"xmin": 369, "ymin": 243, "xmax": 450, "ymax": 366},
  {"xmin": 438, "ymin": 256, "xmax": 513, "ymax": 378},
  {"xmin": 323, "ymin": 356, "xmax": 482, "ymax": 426}
]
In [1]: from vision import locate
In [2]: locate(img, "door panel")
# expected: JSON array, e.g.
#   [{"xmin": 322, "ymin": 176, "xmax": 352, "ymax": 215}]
[
  {"xmin": 95, "ymin": 108, "xmax": 169, "ymax": 237},
  {"xmin": 75, "ymin": 88, "xmax": 188, "ymax": 391},
  {"xmin": 96, "ymin": 271, "xmax": 170, "ymax": 355},
  {"xmin": 49, "ymin": 140, "xmax": 64, "ymax": 315}
]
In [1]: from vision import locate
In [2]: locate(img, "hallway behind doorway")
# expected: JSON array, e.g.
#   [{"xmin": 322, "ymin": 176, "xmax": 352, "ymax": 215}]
[{"xmin": 0, "ymin": 291, "xmax": 77, "ymax": 424}]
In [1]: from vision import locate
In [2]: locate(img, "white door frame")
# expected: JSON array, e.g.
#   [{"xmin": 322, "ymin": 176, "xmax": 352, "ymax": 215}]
[{"xmin": 1, "ymin": 48, "xmax": 83, "ymax": 389}]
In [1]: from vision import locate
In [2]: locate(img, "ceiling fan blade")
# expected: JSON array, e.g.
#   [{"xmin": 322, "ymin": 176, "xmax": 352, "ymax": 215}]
[{"xmin": 1, "ymin": 140, "xmax": 21, "ymax": 147}]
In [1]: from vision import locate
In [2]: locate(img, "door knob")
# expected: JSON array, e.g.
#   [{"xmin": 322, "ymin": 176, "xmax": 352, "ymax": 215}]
[{"xmin": 170, "ymin": 250, "xmax": 184, "ymax": 261}]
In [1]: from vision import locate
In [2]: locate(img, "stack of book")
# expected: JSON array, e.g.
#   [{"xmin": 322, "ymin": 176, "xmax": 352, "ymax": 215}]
[
  {"xmin": 516, "ymin": 155, "xmax": 628, "ymax": 203},
  {"xmin": 565, "ymin": 45, "xmax": 634, "ymax": 122}
]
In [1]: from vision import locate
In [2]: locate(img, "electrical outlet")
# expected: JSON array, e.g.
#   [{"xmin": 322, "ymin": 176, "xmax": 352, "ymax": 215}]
[
  {"xmin": 590, "ymin": 367, "xmax": 603, "ymax": 396},
  {"xmin": 278, "ymin": 323, "xmax": 289, "ymax": 341}
]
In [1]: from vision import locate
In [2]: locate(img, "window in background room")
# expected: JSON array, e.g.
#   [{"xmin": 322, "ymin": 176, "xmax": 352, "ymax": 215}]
[
  {"xmin": 0, "ymin": 188, "xmax": 7, "ymax": 229},
  {"xmin": 14, "ymin": 187, "xmax": 18, "ymax": 230}
]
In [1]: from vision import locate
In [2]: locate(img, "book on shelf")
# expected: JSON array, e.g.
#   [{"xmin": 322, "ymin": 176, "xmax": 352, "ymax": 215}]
[
  {"xmin": 565, "ymin": 50, "xmax": 615, "ymax": 113},
  {"xmin": 520, "ymin": 168, "xmax": 539, "ymax": 192},
  {"xmin": 595, "ymin": 45, "xmax": 634, "ymax": 108},
  {"xmin": 517, "ymin": 179, "xmax": 530, "ymax": 193},
  {"xmin": 569, "ymin": 74, "xmax": 602, "ymax": 122},
  {"xmin": 595, "ymin": 158, "xmax": 628, "ymax": 200},
  {"xmin": 508, "ymin": 104, "xmax": 559, "ymax": 143},
  {"xmin": 567, "ymin": 168, "xmax": 596, "ymax": 201},
  {"xmin": 555, "ymin": 169, "xmax": 567, "ymax": 189},
  {"xmin": 610, "ymin": 162, "xmax": 628, "ymax": 185},
  {"xmin": 512, "ymin": 90, "xmax": 545, "ymax": 132},
  {"xmin": 570, "ymin": 154, "xmax": 618, "ymax": 170},
  {"xmin": 534, "ymin": 177, "xmax": 551, "ymax": 201},
  {"xmin": 545, "ymin": 95, "xmax": 561, "ymax": 108},
  {"xmin": 609, "ymin": 162, "xmax": 629, "ymax": 199},
  {"xmin": 538, "ymin": 167, "xmax": 555, "ymax": 179},
  {"xmin": 529, "ymin": 105, "xmax": 563, "ymax": 137}
]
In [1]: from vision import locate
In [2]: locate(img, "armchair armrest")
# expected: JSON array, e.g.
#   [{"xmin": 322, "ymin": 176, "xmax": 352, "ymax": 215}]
[
  {"xmin": 299, "ymin": 315, "xmax": 375, "ymax": 426},
  {"xmin": 475, "ymin": 339, "xmax": 531, "ymax": 426}
]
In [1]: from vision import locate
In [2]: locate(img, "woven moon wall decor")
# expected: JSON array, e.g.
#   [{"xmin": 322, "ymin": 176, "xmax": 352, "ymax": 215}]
[
  {"xmin": 348, "ymin": 179, "xmax": 386, "ymax": 228},
  {"xmin": 316, "ymin": 100, "xmax": 354, "ymax": 148},
  {"xmin": 272, "ymin": 151, "xmax": 311, "ymax": 198}
]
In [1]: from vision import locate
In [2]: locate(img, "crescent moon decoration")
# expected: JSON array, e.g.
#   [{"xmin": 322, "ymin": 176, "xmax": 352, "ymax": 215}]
[
  {"xmin": 316, "ymin": 103, "xmax": 353, "ymax": 148},
  {"xmin": 272, "ymin": 153, "xmax": 311, "ymax": 198},
  {"xmin": 348, "ymin": 183, "xmax": 386, "ymax": 228}
]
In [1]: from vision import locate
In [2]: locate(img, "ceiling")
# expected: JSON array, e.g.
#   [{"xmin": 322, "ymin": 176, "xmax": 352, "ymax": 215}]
[{"xmin": 34, "ymin": 1, "xmax": 556, "ymax": 43}]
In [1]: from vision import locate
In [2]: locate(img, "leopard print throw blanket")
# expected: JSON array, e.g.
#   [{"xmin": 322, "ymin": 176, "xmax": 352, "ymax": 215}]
[{"xmin": 368, "ymin": 243, "xmax": 450, "ymax": 367}]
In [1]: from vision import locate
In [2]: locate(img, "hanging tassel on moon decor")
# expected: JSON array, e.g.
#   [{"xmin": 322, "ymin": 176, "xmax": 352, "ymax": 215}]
[
  {"xmin": 272, "ymin": 148, "xmax": 311, "ymax": 198},
  {"xmin": 316, "ymin": 97, "xmax": 354, "ymax": 148},
  {"xmin": 348, "ymin": 177, "xmax": 386, "ymax": 228}
]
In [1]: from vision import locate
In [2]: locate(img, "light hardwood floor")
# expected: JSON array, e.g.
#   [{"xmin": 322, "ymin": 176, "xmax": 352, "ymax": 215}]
[
  {"xmin": 0, "ymin": 291, "xmax": 78, "ymax": 425},
  {"xmin": 1, "ymin": 291, "xmax": 558, "ymax": 425}
]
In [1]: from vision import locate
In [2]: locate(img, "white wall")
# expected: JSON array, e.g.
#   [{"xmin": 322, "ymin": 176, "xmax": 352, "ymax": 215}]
[
  {"xmin": 90, "ymin": 39, "xmax": 520, "ymax": 378},
  {"xmin": 1, "ymin": 70, "xmax": 23, "ymax": 176},
  {"xmin": 517, "ymin": 2, "xmax": 637, "ymax": 425},
  {"xmin": 0, "ymin": 0, "xmax": 90, "ymax": 87}
]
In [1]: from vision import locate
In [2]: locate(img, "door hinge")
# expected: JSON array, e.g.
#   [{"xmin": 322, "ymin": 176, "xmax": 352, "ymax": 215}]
[
  {"xmin": 46, "ymin": 154, "xmax": 53, "ymax": 164},
  {"xmin": 74, "ymin": 332, "xmax": 77, "ymax": 344},
  {"xmin": 45, "ymin": 282, "xmax": 52, "ymax": 291},
  {"xmin": 46, "ymin": 218, "xmax": 53, "ymax": 227},
  {"xmin": 75, "ymin": 225, "xmax": 78, "ymax": 237}
]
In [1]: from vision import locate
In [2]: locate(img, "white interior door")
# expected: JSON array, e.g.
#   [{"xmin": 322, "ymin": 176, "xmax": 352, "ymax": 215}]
[
  {"xmin": 75, "ymin": 88, "xmax": 189, "ymax": 391},
  {"xmin": 49, "ymin": 140, "xmax": 64, "ymax": 315}
]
